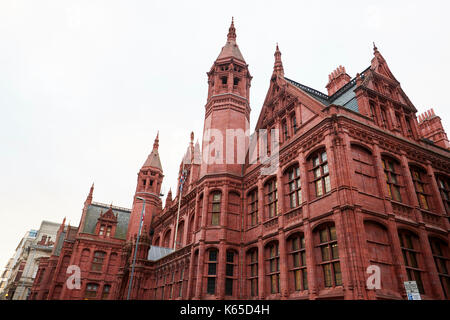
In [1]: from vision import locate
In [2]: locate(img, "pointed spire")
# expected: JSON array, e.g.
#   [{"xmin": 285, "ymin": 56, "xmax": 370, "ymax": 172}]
[
  {"xmin": 373, "ymin": 42, "xmax": 378, "ymax": 53},
  {"xmin": 86, "ymin": 182, "xmax": 94, "ymax": 204},
  {"xmin": 273, "ymin": 43, "xmax": 284, "ymax": 77},
  {"xmin": 216, "ymin": 18, "xmax": 245, "ymax": 62},
  {"xmin": 142, "ymin": 132, "xmax": 163, "ymax": 171},
  {"xmin": 153, "ymin": 131, "xmax": 159, "ymax": 150},
  {"xmin": 165, "ymin": 188, "xmax": 173, "ymax": 208},
  {"xmin": 227, "ymin": 17, "xmax": 236, "ymax": 42}
]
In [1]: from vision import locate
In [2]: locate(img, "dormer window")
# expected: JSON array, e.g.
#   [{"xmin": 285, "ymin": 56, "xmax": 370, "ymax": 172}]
[
  {"xmin": 291, "ymin": 115, "xmax": 298, "ymax": 134},
  {"xmin": 106, "ymin": 226, "xmax": 112, "ymax": 237},
  {"xmin": 99, "ymin": 225, "xmax": 105, "ymax": 236},
  {"xmin": 282, "ymin": 120, "xmax": 288, "ymax": 141}
]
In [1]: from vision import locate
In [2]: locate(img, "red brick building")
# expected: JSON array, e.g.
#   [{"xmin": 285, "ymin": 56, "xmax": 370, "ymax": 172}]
[{"xmin": 30, "ymin": 20, "xmax": 450, "ymax": 300}]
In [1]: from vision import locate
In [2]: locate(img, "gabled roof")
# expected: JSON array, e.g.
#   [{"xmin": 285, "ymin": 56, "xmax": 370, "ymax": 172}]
[
  {"xmin": 81, "ymin": 202, "xmax": 131, "ymax": 240},
  {"xmin": 284, "ymin": 66, "xmax": 371, "ymax": 114}
]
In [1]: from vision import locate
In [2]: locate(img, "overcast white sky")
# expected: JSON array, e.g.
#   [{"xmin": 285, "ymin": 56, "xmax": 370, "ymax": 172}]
[{"xmin": 1, "ymin": 0, "xmax": 449, "ymax": 272}]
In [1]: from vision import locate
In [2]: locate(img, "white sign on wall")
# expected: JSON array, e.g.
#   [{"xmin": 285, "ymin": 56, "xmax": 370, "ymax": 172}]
[{"xmin": 404, "ymin": 281, "xmax": 422, "ymax": 300}]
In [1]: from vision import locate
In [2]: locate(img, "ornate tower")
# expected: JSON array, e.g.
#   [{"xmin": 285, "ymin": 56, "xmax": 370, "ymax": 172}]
[
  {"xmin": 200, "ymin": 18, "xmax": 252, "ymax": 177},
  {"xmin": 126, "ymin": 133, "xmax": 164, "ymax": 241}
]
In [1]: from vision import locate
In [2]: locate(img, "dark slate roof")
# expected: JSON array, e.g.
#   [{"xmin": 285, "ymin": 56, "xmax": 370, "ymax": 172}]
[
  {"xmin": 81, "ymin": 202, "xmax": 131, "ymax": 240},
  {"xmin": 147, "ymin": 246, "xmax": 174, "ymax": 261},
  {"xmin": 285, "ymin": 67, "xmax": 370, "ymax": 113},
  {"xmin": 53, "ymin": 231, "xmax": 66, "ymax": 256}
]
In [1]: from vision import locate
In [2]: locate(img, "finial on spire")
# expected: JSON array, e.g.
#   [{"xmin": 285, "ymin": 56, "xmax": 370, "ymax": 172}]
[
  {"xmin": 153, "ymin": 131, "xmax": 159, "ymax": 150},
  {"xmin": 373, "ymin": 42, "xmax": 379, "ymax": 53},
  {"xmin": 227, "ymin": 17, "xmax": 236, "ymax": 42},
  {"xmin": 273, "ymin": 43, "xmax": 284, "ymax": 77},
  {"xmin": 190, "ymin": 131, "xmax": 194, "ymax": 143},
  {"xmin": 87, "ymin": 182, "xmax": 94, "ymax": 201}
]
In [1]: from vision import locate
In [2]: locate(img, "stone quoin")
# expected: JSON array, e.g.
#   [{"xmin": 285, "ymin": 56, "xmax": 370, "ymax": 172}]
[{"xmin": 29, "ymin": 19, "xmax": 450, "ymax": 300}]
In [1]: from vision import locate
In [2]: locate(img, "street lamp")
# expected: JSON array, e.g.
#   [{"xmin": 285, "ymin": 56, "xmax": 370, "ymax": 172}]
[{"xmin": 127, "ymin": 196, "xmax": 146, "ymax": 300}]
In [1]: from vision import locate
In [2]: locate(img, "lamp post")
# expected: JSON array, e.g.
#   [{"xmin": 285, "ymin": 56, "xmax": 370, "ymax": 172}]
[{"xmin": 127, "ymin": 196, "xmax": 146, "ymax": 300}]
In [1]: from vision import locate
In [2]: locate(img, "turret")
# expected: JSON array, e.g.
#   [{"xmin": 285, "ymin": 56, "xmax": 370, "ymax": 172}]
[
  {"xmin": 126, "ymin": 133, "xmax": 164, "ymax": 240},
  {"xmin": 418, "ymin": 108, "xmax": 450, "ymax": 149},
  {"xmin": 273, "ymin": 43, "xmax": 284, "ymax": 77},
  {"xmin": 201, "ymin": 18, "xmax": 252, "ymax": 177}
]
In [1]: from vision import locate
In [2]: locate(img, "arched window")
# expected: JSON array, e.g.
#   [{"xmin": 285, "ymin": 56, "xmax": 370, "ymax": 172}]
[
  {"xmin": 310, "ymin": 150, "xmax": 330, "ymax": 198},
  {"xmin": 225, "ymin": 250, "xmax": 238, "ymax": 296},
  {"xmin": 291, "ymin": 113, "xmax": 298, "ymax": 134},
  {"xmin": 206, "ymin": 249, "xmax": 218, "ymax": 295},
  {"xmin": 398, "ymin": 230, "xmax": 425, "ymax": 294},
  {"xmin": 191, "ymin": 250, "xmax": 198, "ymax": 296},
  {"xmin": 410, "ymin": 166, "xmax": 431, "ymax": 210},
  {"xmin": 266, "ymin": 242, "xmax": 280, "ymax": 294},
  {"xmin": 286, "ymin": 165, "xmax": 302, "ymax": 208},
  {"xmin": 168, "ymin": 270, "xmax": 175, "ymax": 299},
  {"xmin": 247, "ymin": 189, "xmax": 258, "ymax": 227},
  {"xmin": 210, "ymin": 191, "xmax": 221, "ymax": 226},
  {"xmin": 380, "ymin": 107, "xmax": 388, "ymax": 129},
  {"xmin": 364, "ymin": 221, "xmax": 397, "ymax": 292},
  {"xmin": 102, "ymin": 285, "xmax": 111, "ymax": 300},
  {"xmin": 178, "ymin": 266, "xmax": 185, "ymax": 298},
  {"xmin": 436, "ymin": 175, "xmax": 450, "ymax": 214},
  {"xmin": 429, "ymin": 237, "xmax": 450, "ymax": 298},
  {"xmin": 187, "ymin": 214, "xmax": 195, "ymax": 244},
  {"xmin": 315, "ymin": 224, "xmax": 341, "ymax": 288},
  {"xmin": 52, "ymin": 285, "xmax": 62, "ymax": 300},
  {"xmin": 289, "ymin": 233, "xmax": 307, "ymax": 292},
  {"xmin": 163, "ymin": 230, "xmax": 171, "ymax": 248},
  {"xmin": 196, "ymin": 194, "xmax": 203, "ymax": 232},
  {"xmin": 80, "ymin": 249, "xmax": 90, "ymax": 269},
  {"xmin": 176, "ymin": 221, "xmax": 184, "ymax": 249},
  {"xmin": 382, "ymin": 157, "xmax": 403, "ymax": 202},
  {"xmin": 247, "ymin": 249, "xmax": 258, "ymax": 297},
  {"xmin": 265, "ymin": 179, "xmax": 278, "ymax": 219},
  {"xmin": 227, "ymin": 192, "xmax": 240, "ymax": 229},
  {"xmin": 351, "ymin": 145, "xmax": 377, "ymax": 195},
  {"xmin": 84, "ymin": 283, "xmax": 99, "ymax": 299},
  {"xmin": 91, "ymin": 251, "xmax": 106, "ymax": 272},
  {"xmin": 107, "ymin": 253, "xmax": 118, "ymax": 274}
]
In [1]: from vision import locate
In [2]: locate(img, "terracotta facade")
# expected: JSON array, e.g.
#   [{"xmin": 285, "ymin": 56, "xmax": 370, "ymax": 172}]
[{"xmin": 30, "ymin": 20, "xmax": 450, "ymax": 300}]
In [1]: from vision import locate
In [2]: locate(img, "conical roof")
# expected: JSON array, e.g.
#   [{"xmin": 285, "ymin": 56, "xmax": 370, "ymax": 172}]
[
  {"xmin": 142, "ymin": 133, "xmax": 163, "ymax": 171},
  {"xmin": 216, "ymin": 18, "xmax": 245, "ymax": 62}
]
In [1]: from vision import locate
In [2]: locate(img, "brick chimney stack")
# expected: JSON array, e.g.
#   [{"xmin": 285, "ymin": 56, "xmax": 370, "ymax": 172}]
[
  {"xmin": 418, "ymin": 108, "xmax": 450, "ymax": 150},
  {"xmin": 326, "ymin": 65, "xmax": 351, "ymax": 96}
]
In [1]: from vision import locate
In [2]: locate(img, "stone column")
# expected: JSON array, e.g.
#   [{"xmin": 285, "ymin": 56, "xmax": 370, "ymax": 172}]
[
  {"xmin": 186, "ymin": 249, "xmax": 196, "ymax": 299},
  {"xmin": 200, "ymin": 187, "xmax": 209, "ymax": 238},
  {"xmin": 217, "ymin": 243, "xmax": 226, "ymax": 299},
  {"xmin": 304, "ymin": 221, "xmax": 317, "ymax": 299},
  {"xmin": 417, "ymin": 227, "xmax": 445, "ymax": 299},
  {"xmin": 276, "ymin": 166, "xmax": 285, "ymax": 225},
  {"xmin": 194, "ymin": 242, "xmax": 205, "ymax": 299},
  {"xmin": 298, "ymin": 151, "xmax": 310, "ymax": 219},
  {"xmin": 257, "ymin": 178, "xmax": 265, "ymax": 224},
  {"xmin": 257, "ymin": 238, "xmax": 265, "ymax": 299},
  {"xmin": 193, "ymin": 193, "xmax": 201, "ymax": 236},
  {"xmin": 278, "ymin": 230, "xmax": 289, "ymax": 299}
]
